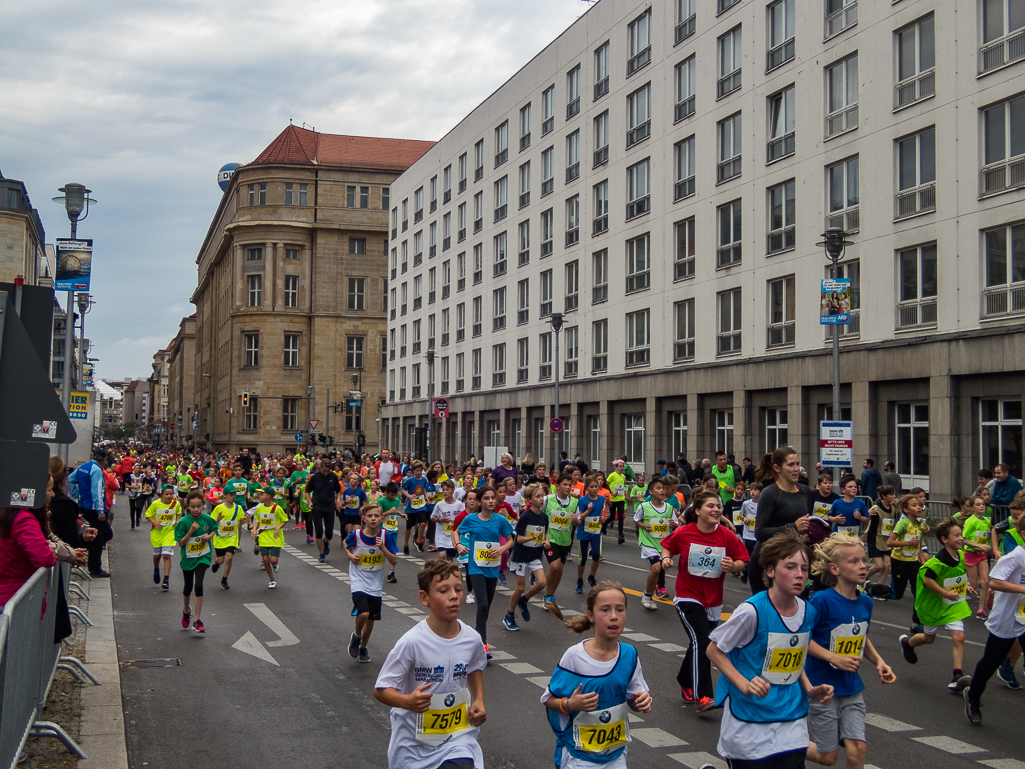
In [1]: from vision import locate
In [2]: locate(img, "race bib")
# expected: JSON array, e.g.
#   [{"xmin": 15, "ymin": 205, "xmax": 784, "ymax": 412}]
[
  {"xmin": 473, "ymin": 541, "xmax": 499, "ymax": 567},
  {"xmin": 572, "ymin": 702, "xmax": 629, "ymax": 755},
  {"xmin": 829, "ymin": 622, "xmax": 867, "ymax": 666},
  {"xmin": 382, "ymin": 516, "xmax": 399, "ymax": 533},
  {"xmin": 443, "ymin": 521, "xmax": 454, "ymax": 534},
  {"xmin": 346, "ymin": 496, "xmax": 359, "ymax": 509},
  {"xmin": 812, "ymin": 503, "xmax": 831, "ymax": 521},
  {"xmin": 1016, "ymin": 597, "xmax": 1025, "ymax": 625},
  {"xmin": 550, "ymin": 513, "xmax": 571, "ymax": 532},
  {"xmin": 525, "ymin": 525, "xmax": 546, "ymax": 544},
  {"xmin": 687, "ymin": 544, "xmax": 725, "ymax": 578},
  {"xmin": 130, "ymin": 483, "xmax": 142, "ymax": 492},
  {"xmin": 218, "ymin": 520, "xmax": 238, "ymax": 538},
  {"xmin": 942, "ymin": 574, "xmax": 969, "ymax": 605},
  {"xmin": 881, "ymin": 518, "xmax": 895, "ymax": 534},
  {"xmin": 185, "ymin": 537, "xmax": 209, "ymax": 559},
  {"xmin": 584, "ymin": 517, "xmax": 602, "ymax": 534},
  {"xmin": 356, "ymin": 544, "xmax": 385, "ymax": 571},
  {"xmin": 762, "ymin": 631, "xmax": 809, "ymax": 685},
  {"xmin": 837, "ymin": 524, "xmax": 860, "ymax": 537},
  {"xmin": 412, "ymin": 495, "xmax": 426, "ymax": 509},
  {"xmin": 415, "ymin": 689, "xmax": 472, "ymax": 746},
  {"xmin": 259, "ymin": 513, "xmax": 276, "ymax": 532},
  {"xmin": 157, "ymin": 511, "xmax": 176, "ymax": 527},
  {"xmin": 649, "ymin": 519, "xmax": 670, "ymax": 540},
  {"xmin": 974, "ymin": 532, "xmax": 990, "ymax": 546},
  {"xmin": 732, "ymin": 508, "xmax": 744, "ymax": 527},
  {"xmin": 571, "ymin": 488, "xmax": 582, "ymax": 498},
  {"xmin": 613, "ymin": 485, "xmax": 625, "ymax": 497},
  {"xmin": 901, "ymin": 534, "xmax": 920, "ymax": 559}
]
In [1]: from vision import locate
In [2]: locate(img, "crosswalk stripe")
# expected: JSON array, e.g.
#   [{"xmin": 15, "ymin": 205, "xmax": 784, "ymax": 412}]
[
  {"xmin": 912, "ymin": 736, "xmax": 987, "ymax": 754},
  {"xmin": 864, "ymin": 713, "xmax": 921, "ymax": 732}
]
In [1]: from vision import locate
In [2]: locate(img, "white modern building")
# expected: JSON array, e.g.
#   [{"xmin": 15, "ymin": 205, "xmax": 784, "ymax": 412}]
[{"xmin": 381, "ymin": 0, "xmax": 1025, "ymax": 499}]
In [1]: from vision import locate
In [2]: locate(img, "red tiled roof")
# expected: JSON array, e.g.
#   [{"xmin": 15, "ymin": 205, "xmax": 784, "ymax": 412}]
[{"xmin": 251, "ymin": 125, "xmax": 434, "ymax": 171}]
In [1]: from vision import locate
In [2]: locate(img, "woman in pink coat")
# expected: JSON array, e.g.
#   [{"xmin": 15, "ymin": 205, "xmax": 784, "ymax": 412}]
[{"xmin": 0, "ymin": 477, "xmax": 57, "ymax": 608}]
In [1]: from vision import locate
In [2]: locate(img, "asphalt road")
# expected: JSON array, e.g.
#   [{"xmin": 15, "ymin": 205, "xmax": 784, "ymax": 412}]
[{"xmin": 108, "ymin": 520, "xmax": 1025, "ymax": 769}]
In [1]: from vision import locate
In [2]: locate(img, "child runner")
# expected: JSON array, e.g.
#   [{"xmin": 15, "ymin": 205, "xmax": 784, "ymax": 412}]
[
  {"xmin": 575, "ymin": 477, "xmax": 606, "ymax": 594},
  {"xmin": 431, "ymin": 480, "xmax": 464, "ymax": 560},
  {"xmin": 887, "ymin": 494, "xmax": 929, "ymax": 633},
  {"xmin": 725, "ymin": 481, "xmax": 746, "ymax": 533},
  {"xmin": 542, "ymin": 474, "xmax": 578, "ymax": 620},
  {"xmin": 627, "ymin": 473, "xmax": 647, "ymax": 538},
  {"xmin": 373, "ymin": 559, "xmax": 487, "ymax": 769},
  {"xmin": 899, "ymin": 519, "xmax": 975, "ymax": 693},
  {"xmin": 250, "ymin": 485, "xmax": 288, "ymax": 589},
  {"xmin": 542, "ymin": 582, "xmax": 652, "ymax": 768},
  {"xmin": 210, "ymin": 487, "xmax": 244, "ymax": 590},
  {"xmin": 739, "ymin": 483, "xmax": 761, "ymax": 584},
  {"xmin": 343, "ymin": 503, "xmax": 398, "ymax": 663},
  {"xmin": 455, "ymin": 489, "xmax": 480, "ymax": 604},
  {"xmin": 494, "ymin": 485, "xmax": 518, "ymax": 586},
  {"xmin": 707, "ymin": 530, "xmax": 834, "ymax": 769},
  {"xmin": 379, "ymin": 482, "xmax": 406, "ymax": 583},
  {"xmin": 634, "ymin": 476, "xmax": 672, "ymax": 611},
  {"xmin": 174, "ymin": 490, "xmax": 218, "ymax": 633},
  {"xmin": 342, "ymin": 474, "xmax": 369, "ymax": 537},
  {"xmin": 425, "ymin": 469, "xmax": 441, "ymax": 552},
  {"xmin": 145, "ymin": 485, "xmax": 180, "ymax": 591},
  {"xmin": 828, "ymin": 476, "xmax": 869, "ymax": 538},
  {"xmin": 805, "ymin": 535, "xmax": 896, "ymax": 769},
  {"xmin": 402, "ymin": 462, "xmax": 430, "ymax": 554},
  {"xmin": 961, "ymin": 495, "xmax": 994, "ymax": 619},
  {"xmin": 809, "ymin": 474, "xmax": 840, "ymax": 526},
  {"xmin": 865, "ymin": 486, "xmax": 895, "ymax": 593},
  {"xmin": 964, "ymin": 512, "xmax": 1025, "ymax": 723},
  {"xmin": 605, "ymin": 459, "xmax": 629, "ymax": 544},
  {"xmin": 504, "ymin": 482, "xmax": 549, "ymax": 631},
  {"xmin": 660, "ymin": 490, "xmax": 749, "ymax": 712}
]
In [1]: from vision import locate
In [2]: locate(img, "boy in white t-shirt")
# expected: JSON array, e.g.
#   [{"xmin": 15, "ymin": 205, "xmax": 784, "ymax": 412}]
[
  {"xmin": 374, "ymin": 559, "xmax": 488, "ymax": 769},
  {"xmin": 343, "ymin": 504, "xmax": 398, "ymax": 663},
  {"xmin": 431, "ymin": 480, "xmax": 465, "ymax": 560}
]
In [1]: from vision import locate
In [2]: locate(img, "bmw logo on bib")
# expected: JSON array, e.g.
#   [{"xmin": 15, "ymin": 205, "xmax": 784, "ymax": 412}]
[
  {"xmin": 704, "ymin": 546, "xmax": 713, "ymax": 555},
  {"xmin": 852, "ymin": 624, "xmax": 861, "ymax": 635},
  {"xmin": 445, "ymin": 694, "xmax": 456, "ymax": 707},
  {"xmin": 369, "ymin": 548, "xmax": 377, "ymax": 554},
  {"xmin": 790, "ymin": 635, "xmax": 800, "ymax": 647},
  {"xmin": 599, "ymin": 710, "xmax": 611, "ymax": 723}
]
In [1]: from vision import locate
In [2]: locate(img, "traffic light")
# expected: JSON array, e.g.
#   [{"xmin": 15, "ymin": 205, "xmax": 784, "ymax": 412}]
[
  {"xmin": 241, "ymin": 392, "xmax": 249, "ymax": 407},
  {"xmin": 359, "ymin": 433, "xmax": 367, "ymax": 447},
  {"xmin": 204, "ymin": 433, "xmax": 210, "ymax": 442}
]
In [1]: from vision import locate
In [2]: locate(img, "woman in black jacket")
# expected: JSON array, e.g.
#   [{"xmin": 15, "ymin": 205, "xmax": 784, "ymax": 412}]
[{"xmin": 750, "ymin": 446, "xmax": 811, "ymax": 594}]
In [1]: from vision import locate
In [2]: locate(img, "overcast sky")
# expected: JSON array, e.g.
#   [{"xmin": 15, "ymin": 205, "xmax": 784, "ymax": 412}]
[{"xmin": 1, "ymin": 0, "xmax": 590, "ymax": 381}]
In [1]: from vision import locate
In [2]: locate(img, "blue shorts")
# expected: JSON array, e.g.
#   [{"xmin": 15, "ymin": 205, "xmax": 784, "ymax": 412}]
[{"xmin": 577, "ymin": 536, "xmax": 602, "ymax": 564}]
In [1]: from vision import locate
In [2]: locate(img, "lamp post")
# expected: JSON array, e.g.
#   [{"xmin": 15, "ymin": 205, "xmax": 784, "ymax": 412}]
[
  {"xmin": 426, "ymin": 349, "xmax": 435, "ymax": 463},
  {"xmin": 76, "ymin": 292, "xmax": 93, "ymax": 392},
  {"xmin": 201, "ymin": 373, "xmax": 212, "ymax": 451},
  {"xmin": 816, "ymin": 228, "xmax": 854, "ymax": 424},
  {"xmin": 549, "ymin": 312, "xmax": 564, "ymax": 467}
]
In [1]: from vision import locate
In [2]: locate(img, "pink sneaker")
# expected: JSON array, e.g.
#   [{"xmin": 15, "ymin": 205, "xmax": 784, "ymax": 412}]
[{"xmin": 181, "ymin": 609, "xmax": 191, "ymax": 629}]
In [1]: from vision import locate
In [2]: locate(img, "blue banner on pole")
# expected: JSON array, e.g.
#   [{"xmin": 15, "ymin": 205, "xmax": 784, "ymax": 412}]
[{"xmin": 819, "ymin": 278, "xmax": 851, "ymax": 325}]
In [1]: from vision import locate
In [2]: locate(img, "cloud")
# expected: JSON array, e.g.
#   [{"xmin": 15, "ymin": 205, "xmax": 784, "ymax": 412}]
[{"xmin": 1, "ymin": 0, "xmax": 586, "ymax": 379}]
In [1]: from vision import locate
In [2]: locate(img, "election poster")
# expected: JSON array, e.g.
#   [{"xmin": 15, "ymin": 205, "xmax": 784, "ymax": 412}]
[
  {"xmin": 54, "ymin": 239, "xmax": 93, "ymax": 291},
  {"xmin": 819, "ymin": 278, "xmax": 851, "ymax": 325}
]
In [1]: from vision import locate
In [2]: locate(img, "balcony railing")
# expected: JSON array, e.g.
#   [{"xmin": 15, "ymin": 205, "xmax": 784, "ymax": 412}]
[
  {"xmin": 897, "ymin": 298, "xmax": 938, "ymax": 329},
  {"xmin": 717, "ymin": 70, "xmax": 741, "ymax": 98},
  {"xmin": 675, "ymin": 176, "xmax": 695, "ymax": 201},
  {"xmin": 566, "ymin": 98, "xmax": 580, "ymax": 119},
  {"xmin": 826, "ymin": 104, "xmax": 858, "ymax": 138},
  {"xmin": 593, "ymin": 146, "xmax": 609, "ymax": 168},
  {"xmin": 592, "ymin": 215, "xmax": 608, "ymax": 236},
  {"xmin": 472, "ymin": 322, "xmax": 482, "ymax": 337},
  {"xmin": 982, "ymin": 283, "xmax": 1025, "ymax": 317},
  {"xmin": 894, "ymin": 181, "xmax": 936, "ymax": 219},
  {"xmin": 674, "ymin": 339, "xmax": 695, "ymax": 361},
  {"xmin": 520, "ymin": 134, "xmax": 530, "ymax": 151},
  {"xmin": 473, "ymin": 270, "xmax": 483, "ymax": 285},
  {"xmin": 980, "ymin": 156, "xmax": 1025, "ymax": 197},
  {"xmin": 675, "ymin": 96, "xmax": 695, "ymax": 123},
  {"xmin": 626, "ymin": 195, "xmax": 650, "ymax": 220},
  {"xmin": 894, "ymin": 69, "xmax": 935, "ymax": 109},
  {"xmin": 428, "ymin": 290, "xmax": 436, "ymax": 304},
  {"xmin": 519, "ymin": 192, "xmax": 530, "ymax": 209},
  {"xmin": 824, "ymin": 1, "xmax": 857, "ymax": 39},
  {"xmin": 627, "ymin": 46, "xmax": 651, "ymax": 77},
  {"xmin": 626, "ymin": 121, "xmax": 650, "ymax": 148},
  {"xmin": 767, "ymin": 132, "xmax": 795, "ymax": 163},
  {"xmin": 717, "ymin": 244, "xmax": 741, "ymax": 268},
  {"xmin": 767, "ymin": 322, "xmax": 796, "ymax": 348},
  {"xmin": 626, "ymin": 348, "xmax": 649, "ymax": 367},
  {"xmin": 592, "ymin": 284, "xmax": 608, "ymax": 303},
  {"xmin": 767, "ymin": 226, "xmax": 796, "ymax": 254},
  {"xmin": 414, "ymin": 252, "xmax": 422, "ymax": 267},
  {"xmin": 824, "ymin": 310, "xmax": 861, "ymax": 340},
  {"xmin": 594, "ymin": 77, "xmax": 609, "ymax": 101},
  {"xmin": 767, "ymin": 39, "xmax": 795, "ymax": 71},
  {"xmin": 826, "ymin": 206, "xmax": 860, "ymax": 233},
  {"xmin": 979, "ymin": 27, "xmax": 1025, "ymax": 73},
  {"xmin": 717, "ymin": 156, "xmax": 742, "ymax": 183},
  {"xmin": 413, "ymin": 297, "xmax": 421, "ymax": 310},
  {"xmin": 675, "ymin": 14, "xmax": 696, "ymax": 45}
]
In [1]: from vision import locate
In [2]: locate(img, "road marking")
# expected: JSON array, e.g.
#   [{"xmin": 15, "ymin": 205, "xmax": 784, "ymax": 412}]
[
  {"xmin": 395, "ymin": 608, "xmax": 422, "ymax": 615},
  {"xmin": 978, "ymin": 760, "xmax": 1025, "ymax": 769},
  {"xmin": 669, "ymin": 752, "xmax": 726, "ymax": 769},
  {"xmin": 487, "ymin": 649, "xmax": 517, "ymax": 661},
  {"xmin": 864, "ymin": 713, "xmax": 921, "ymax": 732},
  {"xmin": 630, "ymin": 728, "xmax": 688, "ymax": 748},
  {"xmin": 232, "ymin": 631, "xmax": 278, "ymax": 666},
  {"xmin": 621, "ymin": 586, "xmax": 674, "ymax": 605},
  {"xmin": 621, "ymin": 632, "xmax": 660, "ymax": 642},
  {"xmin": 525, "ymin": 675, "xmax": 550, "ymax": 688},
  {"xmin": 500, "ymin": 662, "xmax": 545, "ymax": 675},
  {"xmin": 244, "ymin": 603, "xmax": 299, "ymax": 647},
  {"xmin": 628, "ymin": 712, "xmax": 644, "ymax": 723},
  {"xmin": 912, "ymin": 736, "xmax": 987, "ymax": 754},
  {"xmin": 649, "ymin": 642, "xmax": 687, "ymax": 653}
]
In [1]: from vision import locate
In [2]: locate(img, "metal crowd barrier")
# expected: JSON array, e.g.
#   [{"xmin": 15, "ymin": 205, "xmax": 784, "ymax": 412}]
[{"xmin": 0, "ymin": 562, "xmax": 99, "ymax": 769}]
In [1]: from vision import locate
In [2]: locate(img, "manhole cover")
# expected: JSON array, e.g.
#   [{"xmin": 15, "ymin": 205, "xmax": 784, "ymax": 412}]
[{"xmin": 122, "ymin": 659, "xmax": 181, "ymax": 668}]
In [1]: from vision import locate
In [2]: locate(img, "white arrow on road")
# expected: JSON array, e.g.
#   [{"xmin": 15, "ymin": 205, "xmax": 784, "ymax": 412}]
[{"xmin": 231, "ymin": 603, "xmax": 299, "ymax": 665}]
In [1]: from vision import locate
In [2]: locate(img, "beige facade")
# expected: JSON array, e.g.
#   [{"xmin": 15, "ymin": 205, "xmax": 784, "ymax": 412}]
[
  {"xmin": 167, "ymin": 315, "xmax": 197, "ymax": 445},
  {"xmin": 191, "ymin": 125, "xmax": 433, "ymax": 454},
  {"xmin": 0, "ymin": 173, "xmax": 45, "ymax": 285}
]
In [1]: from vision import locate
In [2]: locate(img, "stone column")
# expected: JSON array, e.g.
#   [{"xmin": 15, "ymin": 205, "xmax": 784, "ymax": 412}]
[
  {"xmin": 570, "ymin": 401, "xmax": 583, "ymax": 462},
  {"xmin": 733, "ymin": 389, "xmax": 750, "ymax": 463},
  {"xmin": 599, "ymin": 399, "xmax": 612, "ymax": 470},
  {"xmin": 852, "ymin": 380, "xmax": 872, "ymax": 474},
  {"xmin": 787, "ymin": 385, "xmax": 806, "ymax": 458},
  {"xmin": 687, "ymin": 393, "xmax": 704, "ymax": 465},
  {"xmin": 645, "ymin": 396, "xmax": 660, "ymax": 476},
  {"xmin": 929, "ymin": 375, "xmax": 956, "ymax": 501},
  {"xmin": 234, "ymin": 244, "xmax": 244, "ymax": 308},
  {"xmin": 266, "ymin": 242, "xmax": 277, "ymax": 311}
]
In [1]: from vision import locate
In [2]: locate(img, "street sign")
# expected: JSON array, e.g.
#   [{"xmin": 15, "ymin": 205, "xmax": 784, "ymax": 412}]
[
  {"xmin": 549, "ymin": 417, "xmax": 564, "ymax": 433},
  {"xmin": 349, "ymin": 401, "xmax": 361, "ymax": 407},
  {"xmin": 293, "ymin": 433, "xmax": 304, "ymax": 442},
  {"xmin": 309, "ymin": 419, "xmax": 319, "ymax": 430},
  {"xmin": 819, "ymin": 420, "xmax": 853, "ymax": 467},
  {"xmin": 310, "ymin": 430, "xmax": 323, "ymax": 435},
  {"xmin": 434, "ymin": 397, "xmax": 450, "ymax": 419}
]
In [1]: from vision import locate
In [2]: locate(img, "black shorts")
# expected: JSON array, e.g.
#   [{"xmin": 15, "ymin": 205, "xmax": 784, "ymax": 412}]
[
  {"xmin": 214, "ymin": 546, "xmax": 239, "ymax": 557},
  {"xmin": 545, "ymin": 542, "xmax": 573, "ymax": 564},
  {"xmin": 406, "ymin": 510, "xmax": 428, "ymax": 528},
  {"xmin": 867, "ymin": 541, "xmax": 890, "ymax": 559},
  {"xmin": 351, "ymin": 592, "xmax": 383, "ymax": 621},
  {"xmin": 344, "ymin": 513, "xmax": 362, "ymax": 526}
]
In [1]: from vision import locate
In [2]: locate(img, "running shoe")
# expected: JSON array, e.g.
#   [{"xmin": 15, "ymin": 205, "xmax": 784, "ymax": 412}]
[
  {"xmin": 587, "ymin": 576, "xmax": 597, "ymax": 589},
  {"xmin": 181, "ymin": 608, "xmax": 191, "ymax": 629},
  {"xmin": 518, "ymin": 596, "xmax": 531, "ymax": 622},
  {"xmin": 358, "ymin": 647, "xmax": 371, "ymax": 664},
  {"xmin": 976, "ymin": 609, "xmax": 989, "ymax": 620},
  {"xmin": 348, "ymin": 633, "xmax": 361, "ymax": 658},
  {"xmin": 498, "ymin": 572, "xmax": 507, "ymax": 586},
  {"xmin": 323, "ymin": 541, "xmax": 330, "ymax": 556},
  {"xmin": 253, "ymin": 544, "xmax": 260, "ymax": 555},
  {"xmin": 268, "ymin": 580, "xmax": 277, "ymax": 589},
  {"xmin": 740, "ymin": 571, "xmax": 748, "ymax": 585},
  {"xmin": 416, "ymin": 539, "xmax": 425, "ymax": 553},
  {"xmin": 681, "ymin": 687, "xmax": 694, "ymax": 703},
  {"xmin": 294, "ymin": 523, "xmax": 301, "ymax": 530},
  {"xmin": 654, "ymin": 587, "xmax": 669, "ymax": 600},
  {"xmin": 387, "ymin": 571, "xmax": 397, "ymax": 584},
  {"xmin": 695, "ymin": 697, "xmax": 716, "ymax": 713},
  {"xmin": 307, "ymin": 536, "xmax": 314, "ymax": 545},
  {"xmin": 899, "ymin": 634, "xmax": 917, "ymax": 664},
  {"xmin": 466, "ymin": 593, "xmax": 476, "ymax": 604},
  {"xmin": 997, "ymin": 659, "xmax": 1022, "ymax": 690},
  {"xmin": 403, "ymin": 546, "xmax": 410, "ymax": 555},
  {"xmin": 641, "ymin": 595, "xmax": 657, "ymax": 611},
  {"xmin": 575, "ymin": 579, "xmax": 584, "ymax": 594},
  {"xmin": 211, "ymin": 561, "xmax": 220, "ymax": 574},
  {"xmin": 318, "ymin": 554, "xmax": 326, "ymax": 564},
  {"xmin": 543, "ymin": 595, "xmax": 563, "ymax": 619},
  {"xmin": 428, "ymin": 544, "xmax": 437, "ymax": 552},
  {"xmin": 617, "ymin": 537, "xmax": 625, "ymax": 545},
  {"xmin": 484, "ymin": 643, "xmax": 492, "ymax": 661},
  {"xmin": 161, "ymin": 576, "xmax": 169, "ymax": 592},
  {"xmin": 272, "ymin": 563, "xmax": 279, "ymax": 573},
  {"xmin": 949, "ymin": 674, "xmax": 972, "ymax": 693},
  {"xmin": 221, "ymin": 578, "xmax": 229, "ymax": 590},
  {"xmin": 193, "ymin": 620, "xmax": 205, "ymax": 634},
  {"xmin": 153, "ymin": 567, "xmax": 159, "ymax": 584},
  {"xmin": 503, "ymin": 613, "xmax": 520, "ymax": 631},
  {"xmin": 964, "ymin": 689, "xmax": 982, "ymax": 725}
]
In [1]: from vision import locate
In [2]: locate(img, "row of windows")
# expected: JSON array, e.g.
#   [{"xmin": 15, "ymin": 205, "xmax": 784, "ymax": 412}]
[
  {"xmin": 245, "ymin": 182, "xmax": 390, "ymax": 209},
  {"xmin": 244, "ymin": 275, "xmax": 374, "ymax": 311},
  {"xmin": 238, "ymin": 395, "xmax": 363, "ymax": 433},
  {"xmin": 241, "ymin": 332, "xmax": 387, "ymax": 371}
]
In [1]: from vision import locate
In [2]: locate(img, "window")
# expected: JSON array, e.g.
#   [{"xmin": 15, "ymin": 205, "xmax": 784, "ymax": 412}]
[
  {"xmin": 626, "ymin": 309, "xmax": 650, "ymax": 366},
  {"xmin": 626, "ymin": 234, "xmax": 650, "ymax": 293},
  {"xmin": 414, "ymin": 231, "xmax": 423, "ymax": 265},
  {"xmin": 565, "ymin": 260, "xmax": 579, "ymax": 311},
  {"xmin": 624, "ymin": 415, "xmax": 645, "ymax": 464},
  {"xmin": 626, "ymin": 159, "xmax": 650, "ymax": 219},
  {"xmin": 457, "ymin": 202, "xmax": 467, "ymax": 241},
  {"xmin": 244, "ymin": 333, "xmax": 259, "ymax": 367},
  {"xmin": 564, "ymin": 326, "xmax": 579, "ymax": 377},
  {"xmin": 541, "ymin": 146, "xmax": 555, "ymax": 197},
  {"xmin": 767, "ymin": 180, "xmax": 796, "ymax": 253},
  {"xmin": 348, "ymin": 237, "xmax": 367, "ymax": 255},
  {"xmin": 429, "ymin": 222, "xmax": 437, "ymax": 257},
  {"xmin": 983, "ymin": 222, "xmax": 1025, "ymax": 316},
  {"xmin": 493, "ymin": 344, "xmax": 506, "ymax": 387},
  {"xmin": 592, "ymin": 180, "xmax": 609, "ymax": 235},
  {"xmin": 456, "ymin": 302, "xmax": 466, "ymax": 342},
  {"xmin": 627, "ymin": 85, "xmax": 651, "ymax": 147},
  {"xmin": 493, "ymin": 287, "xmax": 506, "ymax": 331},
  {"xmin": 520, "ymin": 103, "xmax": 531, "ymax": 151},
  {"xmin": 472, "ymin": 296, "xmax": 482, "ymax": 337},
  {"xmin": 518, "ymin": 278, "xmax": 530, "ymax": 324},
  {"xmin": 471, "ymin": 348, "xmax": 482, "ymax": 389},
  {"xmin": 768, "ymin": 0, "xmax": 795, "ymax": 70},
  {"xmin": 897, "ymin": 243, "xmax": 938, "ymax": 328},
  {"xmin": 826, "ymin": 55, "xmax": 859, "ymax": 138},
  {"xmin": 347, "ymin": 185, "xmax": 356, "ymax": 207},
  {"xmin": 473, "ymin": 192, "xmax": 484, "ymax": 233},
  {"xmin": 442, "ymin": 259, "xmax": 451, "ymax": 299},
  {"xmin": 495, "ymin": 121, "xmax": 509, "ymax": 167},
  {"xmin": 412, "ymin": 319, "xmax": 421, "ymax": 354},
  {"xmin": 389, "ymin": 287, "xmax": 397, "ymax": 320},
  {"xmin": 676, "ymin": 0, "xmax": 696, "ymax": 44},
  {"xmin": 456, "ymin": 353, "xmax": 465, "ymax": 391},
  {"xmin": 982, "ymin": 95, "xmax": 1025, "ymax": 195},
  {"xmin": 592, "ymin": 249, "xmax": 608, "ymax": 303},
  {"xmin": 246, "ymin": 247, "xmax": 263, "ymax": 261},
  {"xmin": 714, "ymin": 409, "xmax": 735, "ymax": 455},
  {"xmin": 592, "ymin": 319, "xmax": 608, "ymax": 372},
  {"xmin": 414, "ymin": 187, "xmax": 424, "ymax": 222},
  {"xmin": 281, "ymin": 398, "xmax": 298, "ymax": 432},
  {"xmin": 594, "ymin": 42, "xmax": 610, "ymax": 100},
  {"xmin": 284, "ymin": 183, "xmax": 294, "ymax": 205},
  {"xmin": 718, "ymin": 287, "xmax": 742, "ymax": 354},
  {"xmin": 980, "ymin": 399, "xmax": 1022, "ymax": 477},
  {"xmin": 381, "ymin": 186, "xmax": 388, "ymax": 210},
  {"xmin": 567, "ymin": 65, "xmax": 581, "ymax": 118},
  {"xmin": 360, "ymin": 186, "xmax": 369, "ymax": 209},
  {"xmin": 542, "ymin": 86, "xmax": 555, "ymax": 135},
  {"xmin": 474, "ymin": 139, "xmax": 485, "ymax": 181},
  {"xmin": 285, "ymin": 248, "xmax": 299, "ymax": 261},
  {"xmin": 674, "ymin": 299, "xmax": 696, "ymax": 361},
  {"xmin": 401, "ymin": 241, "xmax": 408, "ymax": 273},
  {"xmin": 519, "ymin": 162, "xmax": 531, "ymax": 208},
  {"xmin": 895, "ymin": 127, "xmax": 936, "ymax": 218},
  {"xmin": 473, "ymin": 243, "xmax": 483, "ymax": 284},
  {"xmin": 768, "ymin": 86, "xmax": 796, "ymax": 162},
  {"xmin": 566, "ymin": 131, "xmax": 580, "ymax": 182},
  {"xmin": 458, "ymin": 152, "xmax": 468, "ymax": 193},
  {"xmin": 494, "ymin": 176, "xmax": 508, "ymax": 222},
  {"xmin": 674, "ymin": 217, "xmax": 695, "ymax": 280},
  {"xmin": 540, "ymin": 269, "xmax": 553, "ymax": 317},
  {"xmin": 981, "ymin": 0, "xmax": 1025, "ymax": 73},
  {"xmin": 346, "ymin": 336, "xmax": 364, "ymax": 370},
  {"xmin": 767, "ymin": 275, "xmax": 796, "ymax": 347},
  {"xmin": 627, "ymin": 10, "xmax": 652, "ymax": 76},
  {"xmin": 283, "ymin": 332, "xmax": 299, "ymax": 368},
  {"xmin": 566, "ymin": 195, "xmax": 580, "ymax": 247},
  {"xmin": 763, "ymin": 408, "xmax": 789, "ymax": 453},
  {"xmin": 381, "ymin": 335, "xmax": 388, "ymax": 369},
  {"xmin": 675, "ymin": 55, "xmax": 696, "ymax": 122},
  {"xmin": 440, "ymin": 355, "xmax": 449, "ymax": 394},
  {"xmin": 443, "ymin": 166, "xmax": 452, "ymax": 203},
  {"xmin": 247, "ymin": 184, "xmax": 254, "ymax": 205},
  {"xmin": 413, "ymin": 274, "xmax": 422, "ymax": 310},
  {"xmin": 284, "ymin": 274, "xmax": 299, "ymax": 308},
  {"xmin": 518, "ymin": 220, "xmax": 530, "ymax": 265},
  {"xmin": 541, "ymin": 208, "xmax": 554, "ymax": 257},
  {"xmin": 674, "ymin": 136, "xmax": 696, "ymax": 200},
  {"xmin": 539, "ymin": 332, "xmax": 552, "ymax": 379},
  {"xmin": 443, "ymin": 212, "xmax": 451, "ymax": 250},
  {"xmin": 401, "ymin": 198, "xmax": 408, "ymax": 231},
  {"xmin": 258, "ymin": 183, "xmax": 266, "ymax": 205},
  {"xmin": 457, "ymin": 251, "xmax": 466, "ymax": 291},
  {"xmin": 825, "ymin": 0, "xmax": 858, "ymax": 39},
  {"xmin": 717, "ymin": 199, "xmax": 742, "ymax": 267},
  {"xmin": 718, "ymin": 112, "xmax": 742, "ymax": 182},
  {"xmin": 891, "ymin": 402, "xmax": 930, "ymax": 482},
  {"xmin": 428, "ymin": 267, "xmax": 437, "ymax": 304},
  {"xmin": 895, "ymin": 15, "xmax": 935, "ymax": 108},
  {"xmin": 441, "ymin": 306, "xmax": 450, "ymax": 346},
  {"xmin": 670, "ymin": 412, "xmax": 688, "ymax": 458},
  {"xmin": 411, "ymin": 363, "xmax": 421, "ymax": 398},
  {"xmin": 594, "ymin": 111, "xmax": 610, "ymax": 167},
  {"xmin": 399, "ymin": 367, "xmax": 406, "ymax": 400},
  {"xmin": 243, "ymin": 395, "xmax": 259, "ymax": 430},
  {"xmin": 400, "ymin": 323, "xmax": 407, "ymax": 357},
  {"xmin": 826, "ymin": 156, "xmax": 860, "ymax": 232},
  {"xmin": 718, "ymin": 26, "xmax": 742, "ymax": 97},
  {"xmin": 248, "ymin": 274, "xmax": 262, "ymax": 307}
]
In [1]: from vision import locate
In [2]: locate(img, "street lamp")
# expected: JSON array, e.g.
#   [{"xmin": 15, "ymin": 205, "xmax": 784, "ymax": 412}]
[
  {"xmin": 549, "ymin": 312, "xmax": 564, "ymax": 468},
  {"xmin": 816, "ymin": 227, "xmax": 854, "ymax": 426},
  {"xmin": 426, "ymin": 349, "xmax": 436, "ymax": 463},
  {"xmin": 76, "ymin": 292, "xmax": 93, "ymax": 393}
]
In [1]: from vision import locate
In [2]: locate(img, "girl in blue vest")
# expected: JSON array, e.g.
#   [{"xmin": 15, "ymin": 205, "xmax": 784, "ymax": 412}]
[
  {"xmin": 543, "ymin": 582, "xmax": 651, "ymax": 768},
  {"xmin": 707, "ymin": 530, "xmax": 835, "ymax": 769}
]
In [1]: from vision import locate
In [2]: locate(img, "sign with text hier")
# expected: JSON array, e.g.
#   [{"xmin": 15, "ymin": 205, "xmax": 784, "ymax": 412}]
[
  {"xmin": 819, "ymin": 421, "xmax": 853, "ymax": 468},
  {"xmin": 69, "ymin": 391, "xmax": 90, "ymax": 420},
  {"xmin": 819, "ymin": 278, "xmax": 851, "ymax": 325}
]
